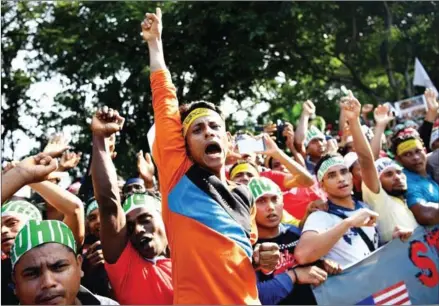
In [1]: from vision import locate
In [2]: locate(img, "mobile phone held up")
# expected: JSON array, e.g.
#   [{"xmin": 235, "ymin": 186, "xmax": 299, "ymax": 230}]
[
  {"xmin": 276, "ymin": 119, "xmax": 287, "ymax": 150},
  {"xmin": 236, "ymin": 137, "xmax": 266, "ymax": 155}
]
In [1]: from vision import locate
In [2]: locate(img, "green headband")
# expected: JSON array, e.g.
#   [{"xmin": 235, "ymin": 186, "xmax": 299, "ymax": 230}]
[
  {"xmin": 305, "ymin": 126, "xmax": 325, "ymax": 147},
  {"xmin": 11, "ymin": 220, "xmax": 76, "ymax": 268},
  {"xmin": 123, "ymin": 193, "xmax": 161, "ymax": 215},
  {"xmin": 86, "ymin": 200, "xmax": 99, "ymax": 217},
  {"xmin": 1, "ymin": 200, "xmax": 42, "ymax": 222},
  {"xmin": 317, "ymin": 156, "xmax": 346, "ymax": 182},
  {"xmin": 248, "ymin": 177, "xmax": 282, "ymax": 201}
]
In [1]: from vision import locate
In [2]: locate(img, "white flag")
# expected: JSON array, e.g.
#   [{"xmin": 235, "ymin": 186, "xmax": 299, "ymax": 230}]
[
  {"xmin": 147, "ymin": 124, "xmax": 155, "ymax": 153},
  {"xmin": 413, "ymin": 58, "xmax": 438, "ymax": 95}
]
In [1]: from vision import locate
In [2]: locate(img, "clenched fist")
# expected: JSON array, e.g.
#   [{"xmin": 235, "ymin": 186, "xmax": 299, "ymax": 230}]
[{"xmin": 90, "ymin": 106, "xmax": 125, "ymax": 138}]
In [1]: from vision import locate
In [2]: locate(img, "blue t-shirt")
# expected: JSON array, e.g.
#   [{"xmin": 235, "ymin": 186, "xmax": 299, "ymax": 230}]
[{"xmin": 404, "ymin": 169, "xmax": 439, "ymax": 208}]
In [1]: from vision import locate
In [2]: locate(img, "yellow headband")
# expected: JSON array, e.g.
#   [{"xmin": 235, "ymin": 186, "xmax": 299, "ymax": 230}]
[
  {"xmin": 397, "ymin": 139, "xmax": 422, "ymax": 156},
  {"xmin": 182, "ymin": 108, "xmax": 220, "ymax": 137},
  {"xmin": 230, "ymin": 163, "xmax": 259, "ymax": 180}
]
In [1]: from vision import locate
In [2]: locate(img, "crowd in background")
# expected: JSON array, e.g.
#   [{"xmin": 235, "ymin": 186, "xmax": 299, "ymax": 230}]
[{"xmin": 1, "ymin": 8, "xmax": 439, "ymax": 305}]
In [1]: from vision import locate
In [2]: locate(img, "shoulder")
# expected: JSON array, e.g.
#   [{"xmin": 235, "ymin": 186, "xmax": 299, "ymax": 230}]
[{"xmin": 282, "ymin": 223, "xmax": 302, "ymax": 236}]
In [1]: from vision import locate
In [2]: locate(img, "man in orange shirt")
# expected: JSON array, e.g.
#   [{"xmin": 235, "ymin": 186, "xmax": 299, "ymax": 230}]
[
  {"xmin": 90, "ymin": 108, "xmax": 173, "ymax": 305},
  {"xmin": 141, "ymin": 8, "xmax": 278, "ymax": 304}
]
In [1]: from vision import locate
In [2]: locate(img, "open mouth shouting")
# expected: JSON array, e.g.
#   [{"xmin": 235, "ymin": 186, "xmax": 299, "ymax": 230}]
[{"xmin": 204, "ymin": 142, "xmax": 223, "ymax": 159}]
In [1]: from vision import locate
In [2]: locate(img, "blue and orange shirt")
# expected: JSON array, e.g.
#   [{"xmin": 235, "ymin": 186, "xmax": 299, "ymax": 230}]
[{"xmin": 151, "ymin": 69, "xmax": 260, "ymax": 304}]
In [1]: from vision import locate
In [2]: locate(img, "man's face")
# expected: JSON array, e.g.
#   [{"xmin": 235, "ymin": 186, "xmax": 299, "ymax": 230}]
[
  {"xmin": 271, "ymin": 158, "xmax": 287, "ymax": 173},
  {"xmin": 321, "ymin": 165, "xmax": 353, "ymax": 199},
  {"xmin": 307, "ymin": 138, "xmax": 327, "ymax": 159},
  {"xmin": 186, "ymin": 113, "xmax": 228, "ymax": 174},
  {"xmin": 396, "ymin": 143, "xmax": 426, "ymax": 174},
  {"xmin": 13, "ymin": 243, "xmax": 82, "ymax": 305},
  {"xmin": 232, "ymin": 171, "xmax": 256, "ymax": 186},
  {"xmin": 351, "ymin": 161, "xmax": 362, "ymax": 184},
  {"xmin": 123, "ymin": 182, "xmax": 146, "ymax": 197},
  {"xmin": 1, "ymin": 215, "xmax": 25, "ymax": 255},
  {"xmin": 126, "ymin": 207, "xmax": 167, "ymax": 259},
  {"xmin": 255, "ymin": 194, "xmax": 283, "ymax": 230},
  {"xmin": 86, "ymin": 209, "xmax": 100, "ymax": 239},
  {"xmin": 380, "ymin": 168, "xmax": 407, "ymax": 195}
]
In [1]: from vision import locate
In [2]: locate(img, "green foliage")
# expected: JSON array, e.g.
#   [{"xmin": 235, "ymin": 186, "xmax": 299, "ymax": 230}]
[{"xmin": 2, "ymin": 1, "xmax": 438, "ymax": 178}]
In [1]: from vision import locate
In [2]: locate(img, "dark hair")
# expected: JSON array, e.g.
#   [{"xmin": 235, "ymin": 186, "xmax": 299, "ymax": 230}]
[
  {"xmin": 314, "ymin": 153, "xmax": 344, "ymax": 176},
  {"xmin": 391, "ymin": 130, "xmax": 423, "ymax": 155},
  {"xmin": 179, "ymin": 101, "xmax": 224, "ymax": 123},
  {"xmin": 229, "ymin": 160, "xmax": 259, "ymax": 176}
]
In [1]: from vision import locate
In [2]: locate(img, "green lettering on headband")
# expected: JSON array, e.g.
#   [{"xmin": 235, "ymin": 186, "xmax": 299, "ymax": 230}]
[
  {"xmin": 317, "ymin": 157, "xmax": 345, "ymax": 182},
  {"xmin": 248, "ymin": 177, "xmax": 281, "ymax": 201}
]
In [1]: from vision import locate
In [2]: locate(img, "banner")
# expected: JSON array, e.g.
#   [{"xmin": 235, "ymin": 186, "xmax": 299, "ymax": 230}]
[
  {"xmin": 393, "ymin": 95, "xmax": 427, "ymax": 119},
  {"xmin": 312, "ymin": 225, "xmax": 439, "ymax": 305}
]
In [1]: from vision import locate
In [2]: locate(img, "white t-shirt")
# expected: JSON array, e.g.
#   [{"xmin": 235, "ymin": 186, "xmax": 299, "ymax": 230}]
[
  {"xmin": 302, "ymin": 209, "xmax": 379, "ymax": 268},
  {"xmin": 362, "ymin": 182, "xmax": 418, "ymax": 243}
]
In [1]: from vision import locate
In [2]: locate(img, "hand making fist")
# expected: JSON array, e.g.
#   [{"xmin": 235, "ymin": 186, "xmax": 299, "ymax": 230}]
[{"xmin": 90, "ymin": 106, "xmax": 125, "ymax": 138}]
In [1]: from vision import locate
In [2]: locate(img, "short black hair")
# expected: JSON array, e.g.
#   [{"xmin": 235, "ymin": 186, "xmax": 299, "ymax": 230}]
[
  {"xmin": 314, "ymin": 153, "xmax": 344, "ymax": 177},
  {"xmin": 229, "ymin": 160, "xmax": 259, "ymax": 176},
  {"xmin": 391, "ymin": 130, "xmax": 423, "ymax": 155},
  {"xmin": 179, "ymin": 101, "xmax": 224, "ymax": 123}
]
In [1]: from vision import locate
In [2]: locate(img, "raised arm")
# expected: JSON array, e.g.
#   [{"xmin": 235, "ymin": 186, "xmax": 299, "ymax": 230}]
[
  {"xmin": 1, "ymin": 153, "xmax": 58, "ymax": 204},
  {"xmin": 419, "ymin": 88, "xmax": 439, "ymax": 153},
  {"xmin": 370, "ymin": 105, "xmax": 394, "ymax": 160},
  {"xmin": 90, "ymin": 107, "xmax": 128, "ymax": 264},
  {"xmin": 260, "ymin": 134, "xmax": 314, "ymax": 188},
  {"xmin": 294, "ymin": 100, "xmax": 315, "ymax": 156},
  {"xmin": 342, "ymin": 92, "xmax": 380, "ymax": 193},
  {"xmin": 142, "ymin": 8, "xmax": 191, "ymax": 191},
  {"xmin": 29, "ymin": 181, "xmax": 85, "ymax": 246}
]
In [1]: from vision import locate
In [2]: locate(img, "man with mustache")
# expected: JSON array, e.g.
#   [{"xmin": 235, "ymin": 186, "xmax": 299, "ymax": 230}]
[{"xmin": 11, "ymin": 220, "xmax": 118, "ymax": 305}]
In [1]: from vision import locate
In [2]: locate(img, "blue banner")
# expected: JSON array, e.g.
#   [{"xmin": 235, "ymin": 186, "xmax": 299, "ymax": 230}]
[{"xmin": 312, "ymin": 225, "xmax": 439, "ymax": 305}]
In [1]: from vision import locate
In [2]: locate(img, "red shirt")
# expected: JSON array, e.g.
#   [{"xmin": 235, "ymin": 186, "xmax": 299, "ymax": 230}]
[
  {"xmin": 261, "ymin": 170, "xmax": 326, "ymax": 219},
  {"xmin": 105, "ymin": 242, "xmax": 173, "ymax": 305}
]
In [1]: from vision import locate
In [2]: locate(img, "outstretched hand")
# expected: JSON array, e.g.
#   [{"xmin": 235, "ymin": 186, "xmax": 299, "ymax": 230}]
[
  {"xmin": 141, "ymin": 8, "xmax": 163, "ymax": 42},
  {"xmin": 374, "ymin": 104, "xmax": 394, "ymax": 126},
  {"xmin": 15, "ymin": 153, "xmax": 58, "ymax": 184},
  {"xmin": 341, "ymin": 91, "xmax": 361, "ymax": 121}
]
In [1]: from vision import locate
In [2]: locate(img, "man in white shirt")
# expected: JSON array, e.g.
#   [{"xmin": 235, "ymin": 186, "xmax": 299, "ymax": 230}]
[{"xmin": 295, "ymin": 91, "xmax": 412, "ymax": 268}]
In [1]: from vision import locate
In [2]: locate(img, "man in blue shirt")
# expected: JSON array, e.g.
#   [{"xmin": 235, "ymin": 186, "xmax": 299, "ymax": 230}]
[{"xmin": 392, "ymin": 130, "xmax": 439, "ymax": 225}]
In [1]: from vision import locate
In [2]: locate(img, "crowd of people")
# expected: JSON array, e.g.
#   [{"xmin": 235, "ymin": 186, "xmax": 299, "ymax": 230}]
[{"xmin": 2, "ymin": 8, "xmax": 439, "ymax": 305}]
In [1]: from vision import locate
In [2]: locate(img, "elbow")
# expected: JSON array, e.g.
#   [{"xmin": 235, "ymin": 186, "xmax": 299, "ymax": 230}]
[{"xmin": 415, "ymin": 212, "xmax": 437, "ymax": 226}]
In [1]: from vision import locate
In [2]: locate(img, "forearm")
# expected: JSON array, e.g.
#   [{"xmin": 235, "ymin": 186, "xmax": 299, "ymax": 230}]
[
  {"xmin": 273, "ymin": 150, "xmax": 314, "ymax": 188},
  {"xmin": 91, "ymin": 135, "xmax": 123, "ymax": 216},
  {"xmin": 370, "ymin": 123, "xmax": 386, "ymax": 160},
  {"xmin": 295, "ymin": 220, "xmax": 352, "ymax": 264},
  {"xmin": 257, "ymin": 273, "xmax": 294, "ymax": 305},
  {"xmin": 412, "ymin": 203, "xmax": 439, "ymax": 225},
  {"xmin": 148, "ymin": 39, "xmax": 166, "ymax": 72},
  {"xmin": 1, "ymin": 169, "xmax": 27, "ymax": 204},
  {"xmin": 418, "ymin": 120, "xmax": 434, "ymax": 153},
  {"xmin": 140, "ymin": 173, "xmax": 155, "ymax": 189},
  {"xmin": 295, "ymin": 114, "xmax": 309, "ymax": 148},
  {"xmin": 288, "ymin": 143, "xmax": 306, "ymax": 168}
]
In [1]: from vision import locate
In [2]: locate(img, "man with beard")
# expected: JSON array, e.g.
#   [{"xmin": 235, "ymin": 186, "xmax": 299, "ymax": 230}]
[
  {"xmin": 80, "ymin": 198, "xmax": 113, "ymax": 298},
  {"xmin": 141, "ymin": 8, "xmax": 279, "ymax": 304},
  {"xmin": 90, "ymin": 107, "xmax": 173, "ymax": 304},
  {"xmin": 392, "ymin": 131, "xmax": 439, "ymax": 225},
  {"xmin": 344, "ymin": 95, "xmax": 418, "ymax": 243},
  {"xmin": 250, "ymin": 177, "xmax": 341, "ymax": 305},
  {"xmin": 11, "ymin": 220, "xmax": 118, "ymax": 305}
]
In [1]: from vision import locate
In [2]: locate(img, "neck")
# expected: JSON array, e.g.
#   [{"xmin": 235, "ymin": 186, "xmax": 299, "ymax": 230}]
[
  {"xmin": 258, "ymin": 225, "xmax": 281, "ymax": 239},
  {"xmin": 328, "ymin": 195, "xmax": 354, "ymax": 209},
  {"xmin": 74, "ymin": 297, "xmax": 82, "ymax": 305},
  {"xmin": 213, "ymin": 166, "xmax": 227, "ymax": 183},
  {"xmin": 354, "ymin": 180, "xmax": 362, "ymax": 192},
  {"xmin": 308, "ymin": 155, "xmax": 321, "ymax": 164}
]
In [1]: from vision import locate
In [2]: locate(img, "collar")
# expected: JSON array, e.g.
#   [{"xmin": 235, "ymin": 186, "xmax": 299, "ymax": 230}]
[
  {"xmin": 144, "ymin": 255, "xmax": 167, "ymax": 264},
  {"xmin": 327, "ymin": 198, "xmax": 366, "ymax": 216},
  {"xmin": 306, "ymin": 156, "xmax": 317, "ymax": 166},
  {"xmin": 76, "ymin": 285, "xmax": 101, "ymax": 305}
]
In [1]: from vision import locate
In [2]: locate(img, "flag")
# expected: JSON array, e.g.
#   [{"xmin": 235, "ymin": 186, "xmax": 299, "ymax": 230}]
[
  {"xmin": 147, "ymin": 124, "xmax": 155, "ymax": 153},
  {"xmin": 356, "ymin": 281, "xmax": 411, "ymax": 305},
  {"xmin": 413, "ymin": 58, "xmax": 438, "ymax": 95}
]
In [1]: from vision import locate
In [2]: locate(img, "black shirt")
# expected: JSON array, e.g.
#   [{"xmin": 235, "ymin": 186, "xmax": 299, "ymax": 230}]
[{"xmin": 2, "ymin": 257, "xmax": 19, "ymax": 305}]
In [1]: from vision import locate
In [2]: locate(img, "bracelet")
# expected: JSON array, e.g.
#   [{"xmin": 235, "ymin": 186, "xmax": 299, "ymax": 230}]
[{"xmin": 291, "ymin": 268, "xmax": 299, "ymax": 283}]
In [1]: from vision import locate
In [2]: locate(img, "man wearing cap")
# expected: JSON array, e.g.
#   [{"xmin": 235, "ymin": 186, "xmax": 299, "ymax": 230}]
[
  {"xmin": 392, "ymin": 130, "xmax": 439, "ymax": 225},
  {"xmin": 11, "ymin": 219, "xmax": 118, "ymax": 305},
  {"xmin": 2, "ymin": 200, "xmax": 43, "ymax": 305},
  {"xmin": 250, "ymin": 177, "xmax": 338, "ymax": 305},
  {"xmin": 343, "ymin": 95, "xmax": 417, "ymax": 243},
  {"xmin": 90, "ymin": 106, "xmax": 172, "ymax": 304},
  {"xmin": 80, "ymin": 198, "xmax": 113, "ymax": 299},
  {"xmin": 122, "ymin": 177, "xmax": 147, "ymax": 197}
]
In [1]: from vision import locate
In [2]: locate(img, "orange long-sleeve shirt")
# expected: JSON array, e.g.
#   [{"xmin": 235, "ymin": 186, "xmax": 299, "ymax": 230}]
[{"xmin": 151, "ymin": 69, "xmax": 260, "ymax": 304}]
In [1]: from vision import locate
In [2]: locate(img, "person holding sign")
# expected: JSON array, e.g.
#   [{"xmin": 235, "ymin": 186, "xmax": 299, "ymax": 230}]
[{"xmin": 141, "ymin": 8, "xmax": 279, "ymax": 304}]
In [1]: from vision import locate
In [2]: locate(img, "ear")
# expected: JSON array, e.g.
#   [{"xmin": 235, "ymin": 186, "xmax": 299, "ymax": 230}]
[{"xmin": 76, "ymin": 254, "xmax": 83, "ymax": 267}]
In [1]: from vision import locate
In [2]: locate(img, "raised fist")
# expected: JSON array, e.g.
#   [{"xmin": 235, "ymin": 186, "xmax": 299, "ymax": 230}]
[
  {"xmin": 141, "ymin": 8, "xmax": 163, "ymax": 42},
  {"xmin": 15, "ymin": 153, "xmax": 58, "ymax": 184},
  {"xmin": 90, "ymin": 106, "xmax": 125, "ymax": 138},
  {"xmin": 302, "ymin": 100, "xmax": 316, "ymax": 117},
  {"xmin": 341, "ymin": 91, "xmax": 361, "ymax": 121}
]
